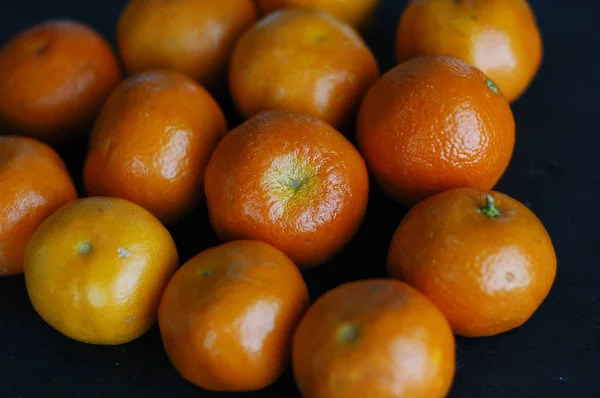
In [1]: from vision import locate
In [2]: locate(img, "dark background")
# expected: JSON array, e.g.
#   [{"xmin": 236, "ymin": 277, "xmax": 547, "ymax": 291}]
[{"xmin": 1, "ymin": 0, "xmax": 599, "ymax": 397}]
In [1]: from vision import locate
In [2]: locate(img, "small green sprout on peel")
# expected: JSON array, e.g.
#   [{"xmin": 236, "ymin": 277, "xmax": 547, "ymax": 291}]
[{"xmin": 479, "ymin": 195, "xmax": 501, "ymax": 219}]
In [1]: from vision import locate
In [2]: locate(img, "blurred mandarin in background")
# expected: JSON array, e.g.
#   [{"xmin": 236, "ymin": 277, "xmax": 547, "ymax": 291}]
[
  {"xmin": 0, "ymin": 20, "xmax": 120, "ymax": 142},
  {"xmin": 396, "ymin": 0, "xmax": 543, "ymax": 102},
  {"xmin": 117, "ymin": 0, "xmax": 257, "ymax": 89},
  {"xmin": 229, "ymin": 9, "xmax": 379, "ymax": 128}
]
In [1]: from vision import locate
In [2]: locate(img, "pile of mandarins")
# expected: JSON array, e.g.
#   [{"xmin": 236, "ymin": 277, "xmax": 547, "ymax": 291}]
[{"xmin": 0, "ymin": 1, "xmax": 556, "ymax": 397}]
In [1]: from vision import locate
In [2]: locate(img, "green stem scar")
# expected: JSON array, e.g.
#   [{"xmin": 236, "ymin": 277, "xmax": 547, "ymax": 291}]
[
  {"xmin": 35, "ymin": 43, "xmax": 48, "ymax": 54},
  {"xmin": 337, "ymin": 323, "xmax": 361, "ymax": 344},
  {"xmin": 76, "ymin": 241, "xmax": 93, "ymax": 255},
  {"xmin": 478, "ymin": 195, "xmax": 501, "ymax": 219},
  {"xmin": 486, "ymin": 78, "xmax": 500, "ymax": 94}
]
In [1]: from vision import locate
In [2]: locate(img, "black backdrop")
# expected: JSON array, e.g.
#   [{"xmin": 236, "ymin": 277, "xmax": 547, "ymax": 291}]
[{"xmin": 1, "ymin": 1, "xmax": 599, "ymax": 397}]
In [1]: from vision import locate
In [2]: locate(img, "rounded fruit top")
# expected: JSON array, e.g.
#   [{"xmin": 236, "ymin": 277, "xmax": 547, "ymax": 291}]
[{"xmin": 0, "ymin": 136, "xmax": 77, "ymax": 276}]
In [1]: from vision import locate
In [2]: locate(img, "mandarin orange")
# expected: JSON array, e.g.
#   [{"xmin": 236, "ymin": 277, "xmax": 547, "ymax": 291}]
[
  {"xmin": 357, "ymin": 56, "xmax": 514, "ymax": 205},
  {"xmin": 205, "ymin": 110, "xmax": 369, "ymax": 269},
  {"xmin": 388, "ymin": 188, "xmax": 557, "ymax": 337},
  {"xmin": 293, "ymin": 279, "xmax": 455, "ymax": 397},
  {"xmin": 0, "ymin": 20, "xmax": 120, "ymax": 142},
  {"xmin": 159, "ymin": 240, "xmax": 309, "ymax": 391}
]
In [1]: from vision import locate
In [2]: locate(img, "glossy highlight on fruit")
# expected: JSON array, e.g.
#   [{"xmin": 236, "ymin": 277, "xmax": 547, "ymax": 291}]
[
  {"xmin": 293, "ymin": 279, "xmax": 456, "ymax": 398},
  {"xmin": 388, "ymin": 188, "xmax": 557, "ymax": 337},
  {"xmin": 159, "ymin": 240, "xmax": 309, "ymax": 391},
  {"xmin": 205, "ymin": 110, "xmax": 369, "ymax": 269}
]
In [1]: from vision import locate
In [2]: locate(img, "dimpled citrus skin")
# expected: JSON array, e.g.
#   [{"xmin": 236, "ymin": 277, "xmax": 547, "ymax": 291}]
[
  {"xmin": 293, "ymin": 279, "xmax": 455, "ymax": 398},
  {"xmin": 117, "ymin": 0, "xmax": 257, "ymax": 88},
  {"xmin": 388, "ymin": 188, "xmax": 557, "ymax": 337},
  {"xmin": 229, "ymin": 9, "xmax": 379, "ymax": 129},
  {"xmin": 396, "ymin": 0, "xmax": 542, "ymax": 102},
  {"xmin": 256, "ymin": 0, "xmax": 381, "ymax": 28},
  {"xmin": 204, "ymin": 110, "xmax": 369, "ymax": 269},
  {"xmin": 84, "ymin": 70, "xmax": 227, "ymax": 225},
  {"xmin": 159, "ymin": 240, "xmax": 309, "ymax": 391},
  {"xmin": 24, "ymin": 197, "xmax": 179, "ymax": 345},
  {"xmin": 0, "ymin": 20, "xmax": 120, "ymax": 142},
  {"xmin": 357, "ymin": 56, "xmax": 515, "ymax": 205},
  {"xmin": 0, "ymin": 136, "xmax": 77, "ymax": 276}
]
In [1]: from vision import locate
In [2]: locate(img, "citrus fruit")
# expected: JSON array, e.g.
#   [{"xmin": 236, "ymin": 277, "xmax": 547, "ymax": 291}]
[
  {"xmin": 388, "ymin": 188, "xmax": 557, "ymax": 337},
  {"xmin": 256, "ymin": 0, "xmax": 380, "ymax": 28},
  {"xmin": 396, "ymin": 0, "xmax": 542, "ymax": 102},
  {"xmin": 229, "ymin": 9, "xmax": 379, "ymax": 128},
  {"xmin": 24, "ymin": 197, "xmax": 178, "ymax": 345},
  {"xmin": 0, "ymin": 20, "xmax": 120, "ymax": 142},
  {"xmin": 357, "ymin": 55, "xmax": 515, "ymax": 205},
  {"xmin": 117, "ymin": 0, "xmax": 257, "ymax": 88},
  {"xmin": 293, "ymin": 279, "xmax": 455, "ymax": 398},
  {"xmin": 204, "ymin": 110, "xmax": 369, "ymax": 269},
  {"xmin": 158, "ymin": 240, "xmax": 309, "ymax": 391},
  {"xmin": 84, "ymin": 70, "xmax": 227, "ymax": 225},
  {"xmin": 0, "ymin": 136, "xmax": 77, "ymax": 276}
]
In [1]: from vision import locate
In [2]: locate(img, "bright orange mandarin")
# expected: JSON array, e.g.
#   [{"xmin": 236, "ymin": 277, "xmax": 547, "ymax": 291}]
[
  {"xmin": 256, "ymin": 0, "xmax": 381, "ymax": 29},
  {"xmin": 84, "ymin": 70, "xmax": 227, "ymax": 225},
  {"xmin": 24, "ymin": 197, "xmax": 179, "ymax": 345},
  {"xmin": 0, "ymin": 20, "xmax": 120, "ymax": 142},
  {"xmin": 204, "ymin": 110, "xmax": 369, "ymax": 269},
  {"xmin": 0, "ymin": 136, "xmax": 77, "ymax": 276},
  {"xmin": 388, "ymin": 188, "xmax": 557, "ymax": 337},
  {"xmin": 357, "ymin": 56, "xmax": 515, "ymax": 206},
  {"xmin": 117, "ymin": 0, "xmax": 257, "ymax": 88},
  {"xmin": 293, "ymin": 279, "xmax": 455, "ymax": 398},
  {"xmin": 159, "ymin": 240, "xmax": 309, "ymax": 391},
  {"xmin": 229, "ymin": 9, "xmax": 379, "ymax": 128},
  {"xmin": 396, "ymin": 0, "xmax": 542, "ymax": 102}
]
